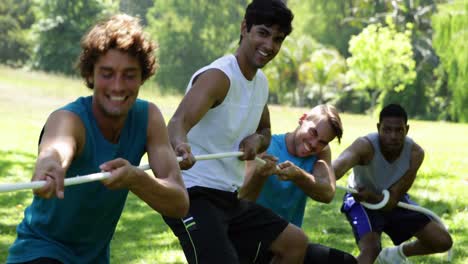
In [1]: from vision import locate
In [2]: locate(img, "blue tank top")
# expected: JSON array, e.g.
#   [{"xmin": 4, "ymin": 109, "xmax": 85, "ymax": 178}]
[
  {"xmin": 256, "ymin": 134, "xmax": 317, "ymax": 227},
  {"xmin": 7, "ymin": 96, "xmax": 148, "ymax": 264}
]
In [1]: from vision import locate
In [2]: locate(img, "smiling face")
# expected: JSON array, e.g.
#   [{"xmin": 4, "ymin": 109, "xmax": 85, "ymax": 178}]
[
  {"xmin": 90, "ymin": 49, "xmax": 142, "ymax": 119},
  {"xmin": 291, "ymin": 116, "xmax": 336, "ymax": 157},
  {"xmin": 239, "ymin": 22, "xmax": 286, "ymax": 70}
]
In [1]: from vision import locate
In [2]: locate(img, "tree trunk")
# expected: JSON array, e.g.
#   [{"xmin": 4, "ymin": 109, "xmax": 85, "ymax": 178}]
[
  {"xmin": 370, "ymin": 89, "xmax": 380, "ymax": 115},
  {"xmin": 297, "ymin": 84, "xmax": 305, "ymax": 107}
]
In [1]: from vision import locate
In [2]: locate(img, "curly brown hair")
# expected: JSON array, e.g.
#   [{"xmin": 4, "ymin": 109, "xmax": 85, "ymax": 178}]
[{"xmin": 77, "ymin": 14, "xmax": 158, "ymax": 89}]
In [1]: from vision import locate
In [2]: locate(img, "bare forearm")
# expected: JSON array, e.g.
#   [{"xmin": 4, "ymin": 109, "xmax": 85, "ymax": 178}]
[
  {"xmin": 390, "ymin": 174, "xmax": 416, "ymax": 200},
  {"xmin": 167, "ymin": 117, "xmax": 190, "ymax": 148},
  {"xmin": 293, "ymin": 167, "xmax": 334, "ymax": 203},
  {"xmin": 256, "ymin": 127, "xmax": 271, "ymax": 154},
  {"xmin": 131, "ymin": 171, "xmax": 189, "ymax": 218},
  {"xmin": 239, "ymin": 172, "xmax": 270, "ymax": 201}
]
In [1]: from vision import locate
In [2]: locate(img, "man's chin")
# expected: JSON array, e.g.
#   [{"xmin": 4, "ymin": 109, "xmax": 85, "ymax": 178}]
[
  {"xmin": 103, "ymin": 108, "xmax": 127, "ymax": 118},
  {"xmin": 385, "ymin": 145, "xmax": 402, "ymax": 152},
  {"xmin": 257, "ymin": 60, "xmax": 270, "ymax": 68}
]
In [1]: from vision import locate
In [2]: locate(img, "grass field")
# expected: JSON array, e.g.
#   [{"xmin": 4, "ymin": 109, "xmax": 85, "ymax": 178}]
[{"xmin": 0, "ymin": 65, "xmax": 466, "ymax": 263}]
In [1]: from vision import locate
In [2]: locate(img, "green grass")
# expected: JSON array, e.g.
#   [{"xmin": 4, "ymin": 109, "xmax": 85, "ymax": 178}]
[{"xmin": 0, "ymin": 65, "xmax": 466, "ymax": 263}]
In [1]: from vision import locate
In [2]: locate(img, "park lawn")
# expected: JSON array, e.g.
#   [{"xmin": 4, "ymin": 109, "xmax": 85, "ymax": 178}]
[{"xmin": 0, "ymin": 66, "xmax": 466, "ymax": 263}]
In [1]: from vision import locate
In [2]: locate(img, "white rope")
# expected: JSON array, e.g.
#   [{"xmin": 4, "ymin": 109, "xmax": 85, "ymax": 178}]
[
  {"xmin": 336, "ymin": 185, "xmax": 448, "ymax": 227},
  {"xmin": 337, "ymin": 185, "xmax": 452, "ymax": 261},
  {"xmin": 0, "ymin": 151, "xmax": 259, "ymax": 193},
  {"xmin": 337, "ymin": 185, "xmax": 390, "ymax": 210},
  {"xmin": 255, "ymin": 159, "xmax": 450, "ymax": 229}
]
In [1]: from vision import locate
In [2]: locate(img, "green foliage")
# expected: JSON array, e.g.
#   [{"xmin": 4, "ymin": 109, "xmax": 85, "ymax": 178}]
[
  {"xmin": 289, "ymin": 0, "xmax": 446, "ymax": 119},
  {"xmin": 264, "ymin": 35, "xmax": 320, "ymax": 106},
  {"xmin": 382, "ymin": 0, "xmax": 439, "ymax": 119},
  {"xmin": 432, "ymin": 0, "xmax": 468, "ymax": 122},
  {"xmin": 0, "ymin": 0, "xmax": 36, "ymax": 66},
  {"xmin": 119, "ymin": 0, "xmax": 154, "ymax": 25},
  {"xmin": 288, "ymin": 0, "xmax": 364, "ymax": 57},
  {"xmin": 299, "ymin": 48, "xmax": 347, "ymax": 105},
  {"xmin": 265, "ymin": 34, "xmax": 346, "ymax": 109},
  {"xmin": 346, "ymin": 20, "xmax": 416, "ymax": 112},
  {"xmin": 147, "ymin": 0, "xmax": 247, "ymax": 92},
  {"xmin": 32, "ymin": 0, "xmax": 116, "ymax": 75}
]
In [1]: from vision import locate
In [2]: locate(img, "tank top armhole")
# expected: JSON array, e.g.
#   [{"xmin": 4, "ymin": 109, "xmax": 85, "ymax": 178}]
[
  {"xmin": 360, "ymin": 135, "xmax": 376, "ymax": 165},
  {"xmin": 191, "ymin": 67, "xmax": 232, "ymax": 109}
]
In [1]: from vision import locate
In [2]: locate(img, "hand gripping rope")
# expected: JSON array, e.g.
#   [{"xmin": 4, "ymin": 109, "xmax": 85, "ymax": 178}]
[
  {"xmin": 336, "ymin": 185, "xmax": 453, "ymax": 261},
  {"xmin": 0, "ymin": 151, "xmax": 261, "ymax": 193}
]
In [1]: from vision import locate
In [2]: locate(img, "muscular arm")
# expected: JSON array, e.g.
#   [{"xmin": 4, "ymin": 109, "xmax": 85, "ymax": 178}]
[
  {"xmin": 332, "ymin": 137, "xmax": 373, "ymax": 181},
  {"xmin": 291, "ymin": 146, "xmax": 335, "ymax": 203},
  {"xmin": 167, "ymin": 69, "xmax": 229, "ymax": 168},
  {"xmin": 239, "ymin": 105, "xmax": 272, "ymax": 160},
  {"xmin": 332, "ymin": 137, "xmax": 388, "ymax": 203},
  {"xmin": 239, "ymin": 154, "xmax": 278, "ymax": 201},
  {"xmin": 127, "ymin": 103, "xmax": 189, "ymax": 217},
  {"xmin": 99, "ymin": 104, "xmax": 190, "ymax": 217},
  {"xmin": 241, "ymin": 146, "xmax": 337, "ymax": 203},
  {"xmin": 385, "ymin": 143, "xmax": 424, "ymax": 209},
  {"xmin": 34, "ymin": 110, "xmax": 85, "ymax": 198}
]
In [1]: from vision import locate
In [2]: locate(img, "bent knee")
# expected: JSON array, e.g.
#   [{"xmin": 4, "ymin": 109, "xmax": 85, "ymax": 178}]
[
  {"xmin": 358, "ymin": 233, "xmax": 381, "ymax": 258},
  {"xmin": 271, "ymin": 224, "xmax": 308, "ymax": 257},
  {"xmin": 434, "ymin": 233, "xmax": 453, "ymax": 252},
  {"xmin": 360, "ymin": 245, "xmax": 381, "ymax": 257},
  {"xmin": 358, "ymin": 243, "xmax": 381, "ymax": 261}
]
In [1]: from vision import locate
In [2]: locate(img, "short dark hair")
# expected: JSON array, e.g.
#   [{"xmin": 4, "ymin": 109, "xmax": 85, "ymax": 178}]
[
  {"xmin": 379, "ymin": 104, "xmax": 408, "ymax": 124},
  {"xmin": 244, "ymin": 0, "xmax": 293, "ymax": 35}
]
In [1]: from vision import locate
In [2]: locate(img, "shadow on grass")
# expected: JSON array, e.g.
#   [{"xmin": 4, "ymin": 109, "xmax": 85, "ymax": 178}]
[
  {"xmin": 0, "ymin": 149, "xmax": 35, "ymax": 179},
  {"xmin": 302, "ymin": 194, "xmax": 357, "ymax": 254},
  {"xmin": 111, "ymin": 193, "xmax": 184, "ymax": 263},
  {"xmin": 0, "ymin": 150, "xmax": 36, "ymax": 262},
  {"xmin": 411, "ymin": 170, "xmax": 466, "ymax": 217}
]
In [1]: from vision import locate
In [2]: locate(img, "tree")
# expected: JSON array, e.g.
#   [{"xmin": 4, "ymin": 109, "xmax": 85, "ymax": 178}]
[
  {"xmin": 299, "ymin": 48, "xmax": 346, "ymax": 105},
  {"xmin": 289, "ymin": 0, "xmax": 447, "ymax": 119},
  {"xmin": 32, "ymin": 0, "xmax": 116, "ymax": 75},
  {"xmin": 288, "ymin": 0, "xmax": 364, "ymax": 57},
  {"xmin": 346, "ymin": 20, "xmax": 416, "ymax": 113},
  {"xmin": 432, "ymin": 0, "xmax": 468, "ymax": 122},
  {"xmin": 0, "ymin": 0, "xmax": 36, "ymax": 66},
  {"xmin": 380, "ymin": 0, "xmax": 440, "ymax": 118},
  {"xmin": 119, "ymin": 0, "xmax": 153, "ymax": 25},
  {"xmin": 147, "ymin": 0, "xmax": 247, "ymax": 92},
  {"xmin": 263, "ymin": 35, "xmax": 320, "ymax": 106}
]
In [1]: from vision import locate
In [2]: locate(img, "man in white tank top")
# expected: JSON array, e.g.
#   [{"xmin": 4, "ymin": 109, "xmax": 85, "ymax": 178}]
[
  {"xmin": 333, "ymin": 104, "xmax": 452, "ymax": 264},
  {"xmin": 164, "ymin": 1, "xmax": 310, "ymax": 263}
]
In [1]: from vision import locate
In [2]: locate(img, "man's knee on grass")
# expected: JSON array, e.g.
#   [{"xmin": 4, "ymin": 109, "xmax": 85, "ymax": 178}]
[{"xmin": 270, "ymin": 224, "xmax": 308, "ymax": 260}]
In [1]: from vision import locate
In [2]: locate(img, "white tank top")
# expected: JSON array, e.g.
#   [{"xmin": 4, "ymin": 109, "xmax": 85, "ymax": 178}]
[
  {"xmin": 348, "ymin": 133, "xmax": 414, "ymax": 193},
  {"xmin": 183, "ymin": 54, "xmax": 269, "ymax": 191}
]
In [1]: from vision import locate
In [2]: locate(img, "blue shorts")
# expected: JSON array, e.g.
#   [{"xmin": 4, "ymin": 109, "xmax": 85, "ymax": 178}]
[{"xmin": 341, "ymin": 193, "xmax": 431, "ymax": 245}]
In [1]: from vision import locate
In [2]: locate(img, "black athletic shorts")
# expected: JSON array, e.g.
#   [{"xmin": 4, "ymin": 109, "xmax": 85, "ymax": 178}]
[
  {"xmin": 15, "ymin": 258, "xmax": 63, "ymax": 264},
  {"xmin": 163, "ymin": 186, "xmax": 289, "ymax": 264}
]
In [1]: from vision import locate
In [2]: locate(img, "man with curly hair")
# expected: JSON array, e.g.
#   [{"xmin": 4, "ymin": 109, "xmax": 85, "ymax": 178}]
[{"xmin": 7, "ymin": 14, "xmax": 188, "ymax": 264}]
